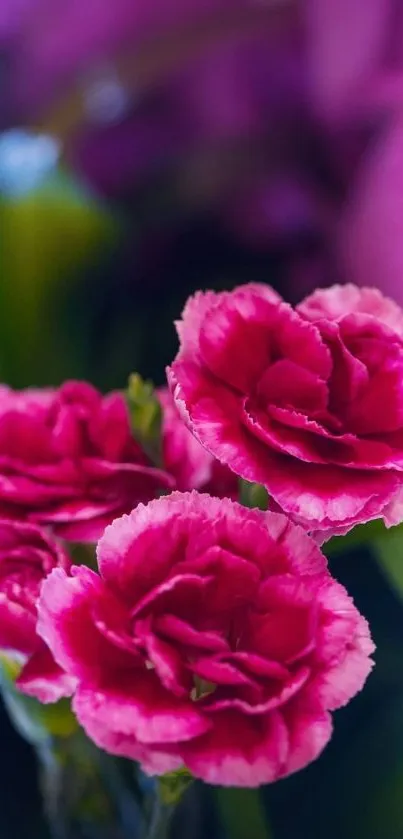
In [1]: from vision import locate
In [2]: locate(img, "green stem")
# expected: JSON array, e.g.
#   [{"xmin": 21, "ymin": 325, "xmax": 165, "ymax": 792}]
[
  {"xmin": 39, "ymin": 731, "xmax": 144, "ymax": 839},
  {"xmin": 147, "ymin": 796, "xmax": 173, "ymax": 839},
  {"xmin": 215, "ymin": 788, "xmax": 272, "ymax": 839}
]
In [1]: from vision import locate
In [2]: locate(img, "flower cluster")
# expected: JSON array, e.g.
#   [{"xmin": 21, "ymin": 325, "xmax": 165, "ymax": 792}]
[{"xmin": 0, "ymin": 282, "xmax": 392, "ymax": 788}]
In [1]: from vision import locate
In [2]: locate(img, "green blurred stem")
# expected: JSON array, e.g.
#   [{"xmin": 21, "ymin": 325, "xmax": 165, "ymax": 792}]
[
  {"xmin": 38, "ymin": 730, "xmax": 144, "ymax": 839},
  {"xmin": 147, "ymin": 796, "xmax": 174, "ymax": 839},
  {"xmin": 215, "ymin": 788, "xmax": 272, "ymax": 839},
  {"xmin": 0, "ymin": 667, "xmax": 144, "ymax": 839},
  {"xmin": 146, "ymin": 771, "xmax": 192, "ymax": 839}
]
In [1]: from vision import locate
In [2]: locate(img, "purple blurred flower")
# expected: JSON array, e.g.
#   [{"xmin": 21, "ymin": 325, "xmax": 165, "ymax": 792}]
[
  {"xmin": 306, "ymin": 0, "xmax": 403, "ymax": 124},
  {"xmin": 3, "ymin": 0, "xmax": 403, "ymax": 306},
  {"xmin": 340, "ymin": 115, "xmax": 403, "ymax": 307}
]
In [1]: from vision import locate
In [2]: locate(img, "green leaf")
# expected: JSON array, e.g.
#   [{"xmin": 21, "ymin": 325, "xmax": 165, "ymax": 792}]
[
  {"xmin": 69, "ymin": 541, "xmax": 98, "ymax": 569},
  {"xmin": 373, "ymin": 527, "xmax": 403, "ymax": 601},
  {"xmin": 126, "ymin": 373, "xmax": 163, "ymax": 467},
  {"xmin": 324, "ymin": 519, "xmax": 403, "ymax": 558},
  {"xmin": 239, "ymin": 480, "xmax": 269, "ymax": 511}
]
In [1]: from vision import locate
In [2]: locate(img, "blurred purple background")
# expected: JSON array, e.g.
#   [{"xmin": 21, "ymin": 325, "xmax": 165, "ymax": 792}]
[{"xmin": 1, "ymin": 1, "xmax": 403, "ymax": 393}]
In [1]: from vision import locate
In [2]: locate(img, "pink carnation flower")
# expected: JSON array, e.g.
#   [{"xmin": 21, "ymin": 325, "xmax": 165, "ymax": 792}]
[
  {"xmin": 159, "ymin": 387, "xmax": 238, "ymax": 498},
  {"xmin": 38, "ymin": 491, "xmax": 373, "ymax": 786},
  {"xmin": 0, "ymin": 380, "xmax": 173, "ymax": 541},
  {"xmin": 0, "ymin": 519, "xmax": 75, "ymax": 702},
  {"xmin": 168, "ymin": 282, "xmax": 403, "ymax": 537}
]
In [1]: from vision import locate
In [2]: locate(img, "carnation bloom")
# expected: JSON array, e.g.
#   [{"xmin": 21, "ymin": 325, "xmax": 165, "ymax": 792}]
[
  {"xmin": 168, "ymin": 282, "xmax": 403, "ymax": 537},
  {"xmin": 0, "ymin": 380, "xmax": 173, "ymax": 541},
  {"xmin": 0, "ymin": 518, "xmax": 74, "ymax": 702},
  {"xmin": 38, "ymin": 492, "xmax": 373, "ymax": 786},
  {"xmin": 159, "ymin": 387, "xmax": 238, "ymax": 498}
]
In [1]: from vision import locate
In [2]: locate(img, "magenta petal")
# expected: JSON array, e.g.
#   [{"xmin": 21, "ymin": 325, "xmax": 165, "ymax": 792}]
[
  {"xmin": 88, "ymin": 392, "xmax": 133, "ymax": 461},
  {"xmin": 383, "ymin": 489, "xmax": 403, "ymax": 526},
  {"xmin": 72, "ymin": 699, "xmax": 182, "ymax": 773},
  {"xmin": 73, "ymin": 672, "xmax": 211, "ymax": 744},
  {"xmin": 176, "ymin": 545, "xmax": 261, "ymax": 613},
  {"xmin": 97, "ymin": 494, "xmax": 209, "ymax": 602},
  {"xmin": 0, "ymin": 519, "xmax": 70, "ymax": 661},
  {"xmin": 243, "ymin": 400, "xmax": 332, "ymax": 465},
  {"xmin": 0, "ymin": 473, "xmax": 77, "ymax": 506},
  {"xmin": 314, "ymin": 577, "xmax": 375, "ymax": 664},
  {"xmin": 50, "ymin": 513, "xmax": 126, "ymax": 543},
  {"xmin": 159, "ymin": 387, "xmax": 213, "ymax": 491},
  {"xmin": 280, "ymin": 696, "xmax": 332, "ymax": 778},
  {"xmin": 175, "ymin": 290, "xmax": 221, "ymax": 362},
  {"xmin": 268, "ymin": 305, "xmax": 332, "ymax": 379},
  {"xmin": 207, "ymin": 667, "xmax": 310, "ymax": 714},
  {"xmin": 159, "ymin": 386, "xmax": 238, "ymax": 499},
  {"xmin": 38, "ymin": 567, "xmax": 137, "ymax": 683},
  {"xmin": 170, "ymin": 362, "xmax": 401, "ymax": 529},
  {"xmin": 227, "ymin": 653, "xmax": 289, "ymax": 681},
  {"xmin": 321, "ymin": 320, "xmax": 369, "ymax": 410},
  {"xmin": 176, "ymin": 284, "xmax": 281, "ymax": 364},
  {"xmin": 347, "ymin": 359, "xmax": 403, "ymax": 434},
  {"xmin": 38, "ymin": 504, "xmax": 126, "ymax": 543},
  {"xmin": 0, "ymin": 518, "xmax": 66, "ymax": 562},
  {"xmin": 257, "ymin": 360, "xmax": 328, "ymax": 413},
  {"xmin": 16, "ymin": 645, "xmax": 76, "ymax": 703},
  {"xmin": 135, "ymin": 618, "xmax": 191, "ymax": 697},
  {"xmin": 131, "ymin": 573, "xmax": 212, "ymax": 621},
  {"xmin": 264, "ymin": 513, "xmax": 327, "ymax": 576},
  {"xmin": 180, "ymin": 709, "xmax": 289, "ymax": 787},
  {"xmin": 190, "ymin": 656, "xmax": 257, "ymax": 688},
  {"xmin": 253, "ymin": 577, "xmax": 317, "ymax": 664},
  {"xmin": 199, "ymin": 291, "xmax": 277, "ymax": 393},
  {"xmin": 0, "ymin": 410, "xmax": 53, "ymax": 464},
  {"xmin": 299, "ymin": 284, "xmax": 403, "ymax": 334},
  {"xmin": 245, "ymin": 400, "xmax": 394, "ymax": 470},
  {"xmin": 155, "ymin": 614, "xmax": 229, "ymax": 653},
  {"xmin": 310, "ymin": 644, "xmax": 374, "ymax": 712},
  {"xmin": 0, "ymin": 596, "xmax": 37, "ymax": 656}
]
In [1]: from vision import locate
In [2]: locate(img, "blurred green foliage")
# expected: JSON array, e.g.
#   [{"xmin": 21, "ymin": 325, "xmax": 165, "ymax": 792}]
[
  {"xmin": 0, "ymin": 173, "xmax": 116, "ymax": 387},
  {"xmin": 0, "ymin": 655, "xmax": 77, "ymax": 745}
]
